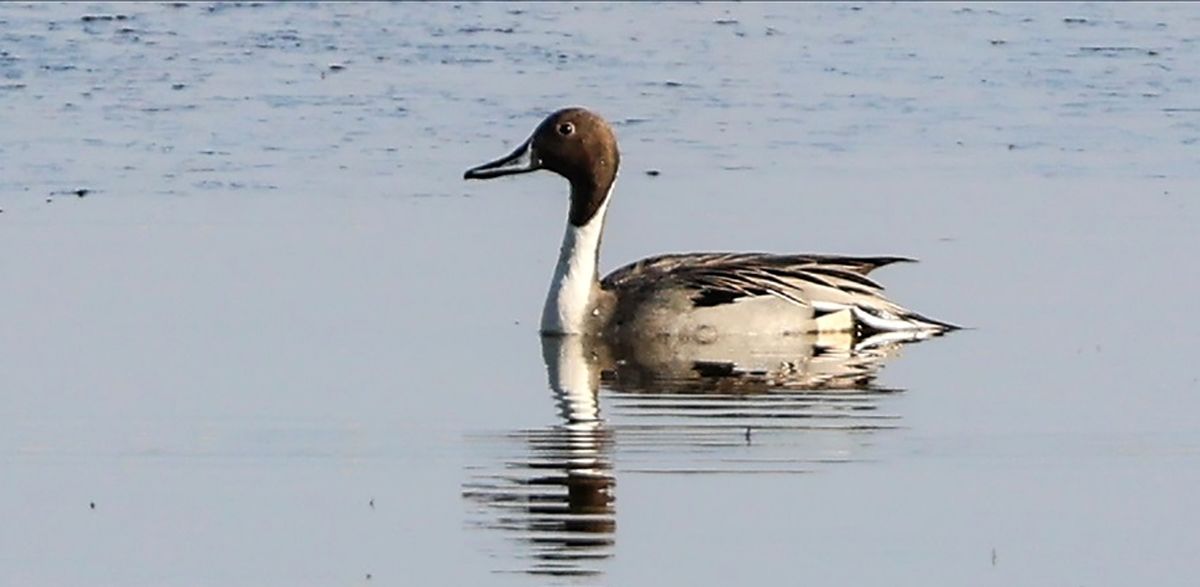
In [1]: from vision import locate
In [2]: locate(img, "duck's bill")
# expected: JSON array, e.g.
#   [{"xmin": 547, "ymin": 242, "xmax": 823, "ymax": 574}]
[{"xmin": 463, "ymin": 140, "xmax": 540, "ymax": 180}]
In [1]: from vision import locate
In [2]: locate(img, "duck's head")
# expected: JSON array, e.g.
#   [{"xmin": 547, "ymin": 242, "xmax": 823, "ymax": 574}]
[{"xmin": 464, "ymin": 107, "xmax": 620, "ymax": 226}]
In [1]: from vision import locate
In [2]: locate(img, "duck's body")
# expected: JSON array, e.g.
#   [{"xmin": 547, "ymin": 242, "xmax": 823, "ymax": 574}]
[{"xmin": 465, "ymin": 107, "xmax": 956, "ymax": 342}]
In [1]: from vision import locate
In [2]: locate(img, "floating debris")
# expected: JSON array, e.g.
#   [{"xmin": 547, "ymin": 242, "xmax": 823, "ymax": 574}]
[
  {"xmin": 81, "ymin": 14, "xmax": 128, "ymax": 22},
  {"xmin": 49, "ymin": 188, "xmax": 93, "ymax": 198},
  {"xmin": 458, "ymin": 26, "xmax": 514, "ymax": 34}
]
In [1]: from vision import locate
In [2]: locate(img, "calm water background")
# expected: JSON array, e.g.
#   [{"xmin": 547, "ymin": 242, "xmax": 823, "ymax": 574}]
[{"xmin": 2, "ymin": 1, "xmax": 1199, "ymax": 585}]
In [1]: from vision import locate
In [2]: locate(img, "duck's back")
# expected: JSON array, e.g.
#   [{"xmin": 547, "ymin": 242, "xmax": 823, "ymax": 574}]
[{"xmin": 599, "ymin": 252, "xmax": 951, "ymax": 340}]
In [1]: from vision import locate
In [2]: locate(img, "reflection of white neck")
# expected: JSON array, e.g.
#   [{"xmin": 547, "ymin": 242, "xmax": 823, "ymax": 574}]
[
  {"xmin": 542, "ymin": 335, "xmax": 602, "ymax": 425},
  {"xmin": 540, "ymin": 187, "xmax": 612, "ymax": 335}
]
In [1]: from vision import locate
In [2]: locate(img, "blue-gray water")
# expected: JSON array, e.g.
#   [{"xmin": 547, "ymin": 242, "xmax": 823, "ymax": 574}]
[{"xmin": 2, "ymin": 2, "xmax": 1199, "ymax": 585}]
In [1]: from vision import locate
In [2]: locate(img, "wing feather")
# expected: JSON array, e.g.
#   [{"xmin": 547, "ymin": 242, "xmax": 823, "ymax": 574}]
[{"xmin": 602, "ymin": 252, "xmax": 951, "ymax": 331}]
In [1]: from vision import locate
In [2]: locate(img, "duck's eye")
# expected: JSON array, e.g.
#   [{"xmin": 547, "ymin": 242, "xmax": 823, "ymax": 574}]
[{"xmin": 557, "ymin": 122, "xmax": 575, "ymax": 136}]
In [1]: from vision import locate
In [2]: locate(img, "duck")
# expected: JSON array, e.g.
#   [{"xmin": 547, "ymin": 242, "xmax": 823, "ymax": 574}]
[{"xmin": 464, "ymin": 107, "xmax": 957, "ymax": 343}]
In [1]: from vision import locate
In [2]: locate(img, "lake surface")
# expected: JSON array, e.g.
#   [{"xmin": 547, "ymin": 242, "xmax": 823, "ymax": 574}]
[{"xmin": 2, "ymin": 2, "xmax": 1199, "ymax": 585}]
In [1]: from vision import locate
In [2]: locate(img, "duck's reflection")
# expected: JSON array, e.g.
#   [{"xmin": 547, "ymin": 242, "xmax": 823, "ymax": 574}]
[
  {"xmin": 603, "ymin": 329, "xmax": 910, "ymax": 392},
  {"xmin": 464, "ymin": 331, "xmax": 934, "ymax": 576},
  {"xmin": 462, "ymin": 336, "xmax": 615, "ymax": 577}
]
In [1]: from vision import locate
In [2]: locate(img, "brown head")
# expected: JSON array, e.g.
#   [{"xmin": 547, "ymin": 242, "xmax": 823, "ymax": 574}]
[{"xmin": 464, "ymin": 107, "xmax": 620, "ymax": 226}]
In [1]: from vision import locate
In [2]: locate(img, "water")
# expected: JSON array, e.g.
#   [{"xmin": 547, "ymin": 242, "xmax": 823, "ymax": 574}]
[{"xmin": 2, "ymin": 2, "xmax": 1199, "ymax": 585}]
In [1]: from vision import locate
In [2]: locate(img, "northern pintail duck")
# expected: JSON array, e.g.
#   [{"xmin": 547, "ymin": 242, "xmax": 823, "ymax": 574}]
[{"xmin": 464, "ymin": 107, "xmax": 956, "ymax": 342}]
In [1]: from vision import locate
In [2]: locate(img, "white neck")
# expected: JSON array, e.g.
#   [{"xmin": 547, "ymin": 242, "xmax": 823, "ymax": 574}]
[{"xmin": 540, "ymin": 186, "xmax": 613, "ymax": 334}]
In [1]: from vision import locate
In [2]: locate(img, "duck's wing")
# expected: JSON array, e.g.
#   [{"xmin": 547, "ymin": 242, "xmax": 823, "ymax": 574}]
[{"xmin": 601, "ymin": 252, "xmax": 956, "ymax": 333}]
